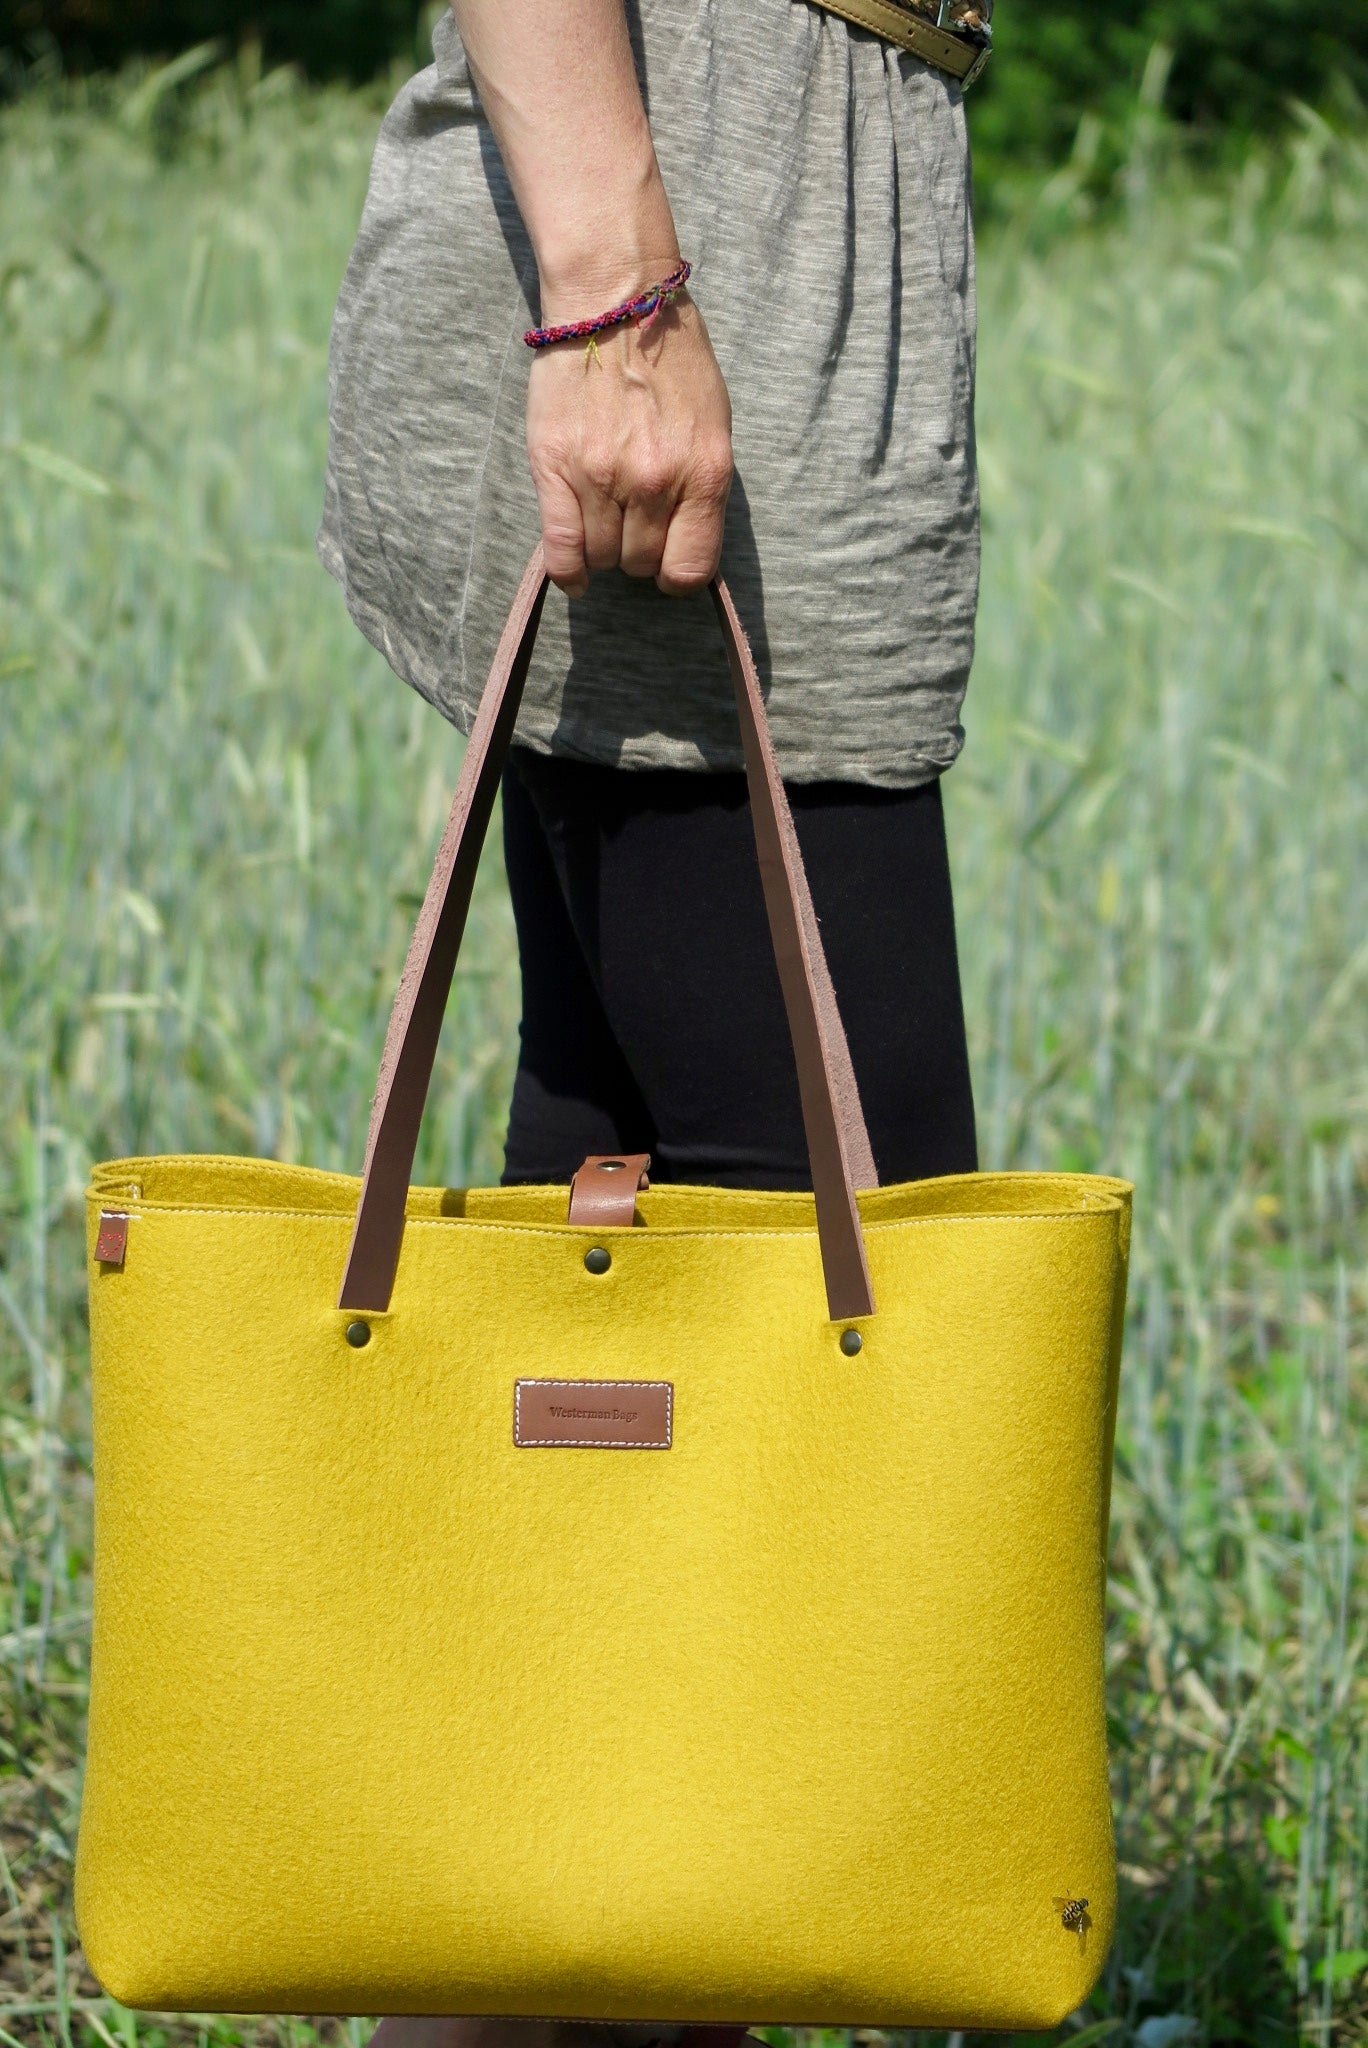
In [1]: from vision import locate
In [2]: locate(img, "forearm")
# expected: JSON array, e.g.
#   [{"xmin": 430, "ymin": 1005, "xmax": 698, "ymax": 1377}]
[
  {"xmin": 450, "ymin": 0, "xmax": 730, "ymax": 601},
  {"xmin": 449, "ymin": 0, "xmax": 680, "ymax": 319}
]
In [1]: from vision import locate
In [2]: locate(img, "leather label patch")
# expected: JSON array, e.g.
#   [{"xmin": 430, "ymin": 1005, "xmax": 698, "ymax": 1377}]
[
  {"xmin": 94, "ymin": 1210, "xmax": 130, "ymax": 1266},
  {"xmin": 514, "ymin": 1379, "xmax": 672, "ymax": 1449}
]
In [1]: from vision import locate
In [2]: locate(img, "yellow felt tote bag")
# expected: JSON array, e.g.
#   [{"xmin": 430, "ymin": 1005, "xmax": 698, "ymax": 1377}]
[{"xmin": 77, "ymin": 547, "xmax": 1131, "ymax": 2031}]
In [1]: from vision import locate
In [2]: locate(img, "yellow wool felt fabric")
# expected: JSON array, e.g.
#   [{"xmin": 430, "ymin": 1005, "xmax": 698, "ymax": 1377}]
[{"xmin": 78, "ymin": 1155, "xmax": 1130, "ymax": 2029}]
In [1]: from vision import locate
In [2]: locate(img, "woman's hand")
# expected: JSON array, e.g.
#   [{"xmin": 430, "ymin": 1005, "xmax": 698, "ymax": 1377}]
[
  {"xmin": 448, "ymin": 0, "xmax": 732, "ymax": 598},
  {"xmin": 525, "ymin": 286, "xmax": 733, "ymax": 599}
]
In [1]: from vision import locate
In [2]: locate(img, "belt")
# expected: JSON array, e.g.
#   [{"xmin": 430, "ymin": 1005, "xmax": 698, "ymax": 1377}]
[{"xmin": 804, "ymin": 0, "xmax": 993, "ymax": 86}]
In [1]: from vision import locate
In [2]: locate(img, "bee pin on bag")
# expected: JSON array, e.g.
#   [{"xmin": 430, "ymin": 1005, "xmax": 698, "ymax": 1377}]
[{"xmin": 1055, "ymin": 1894, "xmax": 1091, "ymax": 1941}]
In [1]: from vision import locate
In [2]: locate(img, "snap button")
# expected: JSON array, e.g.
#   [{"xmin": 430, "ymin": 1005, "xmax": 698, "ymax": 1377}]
[
  {"xmin": 839, "ymin": 1328, "xmax": 863, "ymax": 1356},
  {"xmin": 584, "ymin": 1246, "xmax": 612, "ymax": 1275},
  {"xmin": 345, "ymin": 1319, "xmax": 372, "ymax": 1348}
]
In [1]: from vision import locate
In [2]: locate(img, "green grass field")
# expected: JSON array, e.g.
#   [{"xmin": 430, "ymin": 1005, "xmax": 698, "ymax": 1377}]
[{"xmin": 1, "ymin": 54, "xmax": 1365, "ymax": 2048}]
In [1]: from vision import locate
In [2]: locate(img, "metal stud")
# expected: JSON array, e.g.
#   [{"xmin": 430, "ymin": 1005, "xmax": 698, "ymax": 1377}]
[
  {"xmin": 584, "ymin": 1246, "xmax": 612, "ymax": 1275},
  {"xmin": 839, "ymin": 1328, "xmax": 863, "ymax": 1356},
  {"xmin": 345, "ymin": 1319, "xmax": 372, "ymax": 1348}
]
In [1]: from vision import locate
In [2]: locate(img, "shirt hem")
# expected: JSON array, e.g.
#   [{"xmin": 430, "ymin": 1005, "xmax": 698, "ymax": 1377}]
[{"xmin": 316, "ymin": 524, "xmax": 964, "ymax": 792}]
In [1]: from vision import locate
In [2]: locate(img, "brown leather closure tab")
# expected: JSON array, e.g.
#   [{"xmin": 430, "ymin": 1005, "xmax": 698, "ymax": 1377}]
[{"xmin": 568, "ymin": 1152, "xmax": 651, "ymax": 1227}]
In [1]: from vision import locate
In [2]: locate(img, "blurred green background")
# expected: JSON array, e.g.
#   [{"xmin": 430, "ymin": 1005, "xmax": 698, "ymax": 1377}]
[
  {"xmin": 1, "ymin": 9, "xmax": 1366, "ymax": 2048},
  {"xmin": 4, "ymin": 0, "xmax": 1368, "ymax": 190}
]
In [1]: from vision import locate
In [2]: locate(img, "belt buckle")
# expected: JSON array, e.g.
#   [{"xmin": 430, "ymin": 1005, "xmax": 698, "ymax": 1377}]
[{"xmin": 935, "ymin": 0, "xmax": 992, "ymax": 87}]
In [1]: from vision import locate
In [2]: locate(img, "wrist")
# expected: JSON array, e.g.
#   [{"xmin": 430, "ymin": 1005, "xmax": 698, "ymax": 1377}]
[
  {"xmin": 531, "ymin": 145, "xmax": 681, "ymax": 325},
  {"xmin": 536, "ymin": 248, "xmax": 686, "ymax": 331}
]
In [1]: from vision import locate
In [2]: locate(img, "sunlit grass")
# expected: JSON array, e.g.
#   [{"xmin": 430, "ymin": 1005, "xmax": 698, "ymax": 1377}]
[{"xmin": 1, "ymin": 56, "xmax": 1365, "ymax": 2048}]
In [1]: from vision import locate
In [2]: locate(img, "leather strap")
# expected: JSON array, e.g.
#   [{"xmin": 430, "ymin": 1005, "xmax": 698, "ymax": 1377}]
[
  {"xmin": 711, "ymin": 579, "xmax": 876, "ymax": 1318},
  {"xmin": 337, "ymin": 549, "xmax": 549, "ymax": 1312},
  {"xmin": 338, "ymin": 544, "xmax": 878, "ymax": 1322},
  {"xmin": 568, "ymin": 1153, "xmax": 652, "ymax": 1228},
  {"xmin": 807, "ymin": 0, "xmax": 991, "ymax": 84}
]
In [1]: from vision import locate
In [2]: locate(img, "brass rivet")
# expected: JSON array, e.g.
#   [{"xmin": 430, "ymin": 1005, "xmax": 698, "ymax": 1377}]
[
  {"xmin": 840, "ymin": 1328, "xmax": 863, "ymax": 1356},
  {"xmin": 599, "ymin": 1158, "xmax": 626, "ymax": 1170},
  {"xmin": 584, "ymin": 1246, "xmax": 611, "ymax": 1275},
  {"xmin": 345, "ymin": 1319, "xmax": 372, "ymax": 1348}
]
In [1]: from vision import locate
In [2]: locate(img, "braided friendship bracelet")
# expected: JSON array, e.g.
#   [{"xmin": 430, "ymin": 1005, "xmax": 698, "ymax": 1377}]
[{"xmin": 523, "ymin": 259, "xmax": 692, "ymax": 351}]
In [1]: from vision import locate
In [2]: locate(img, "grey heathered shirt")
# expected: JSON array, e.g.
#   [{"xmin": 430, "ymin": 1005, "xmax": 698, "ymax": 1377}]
[{"xmin": 317, "ymin": 0, "xmax": 979, "ymax": 787}]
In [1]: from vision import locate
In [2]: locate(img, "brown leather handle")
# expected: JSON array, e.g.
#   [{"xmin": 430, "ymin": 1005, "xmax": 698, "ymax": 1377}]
[{"xmin": 338, "ymin": 544, "xmax": 878, "ymax": 1321}]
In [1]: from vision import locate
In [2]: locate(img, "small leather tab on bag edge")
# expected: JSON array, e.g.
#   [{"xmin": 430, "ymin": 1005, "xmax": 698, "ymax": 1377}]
[
  {"xmin": 567, "ymin": 1152, "xmax": 651, "ymax": 1228},
  {"xmin": 95, "ymin": 1210, "xmax": 129, "ymax": 1266}
]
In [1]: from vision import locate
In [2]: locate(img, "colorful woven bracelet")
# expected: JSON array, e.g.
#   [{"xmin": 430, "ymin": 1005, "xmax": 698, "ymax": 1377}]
[{"xmin": 523, "ymin": 259, "xmax": 692, "ymax": 351}]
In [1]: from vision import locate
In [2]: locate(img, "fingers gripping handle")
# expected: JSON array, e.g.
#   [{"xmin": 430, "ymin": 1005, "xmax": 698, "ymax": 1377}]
[{"xmin": 338, "ymin": 545, "xmax": 878, "ymax": 1321}]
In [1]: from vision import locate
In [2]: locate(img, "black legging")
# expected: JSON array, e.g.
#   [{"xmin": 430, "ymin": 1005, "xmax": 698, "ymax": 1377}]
[{"xmin": 500, "ymin": 745, "xmax": 978, "ymax": 1190}]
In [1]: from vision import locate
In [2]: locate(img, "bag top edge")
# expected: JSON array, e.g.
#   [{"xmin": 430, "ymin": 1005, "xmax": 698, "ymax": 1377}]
[{"xmin": 86, "ymin": 1154, "xmax": 1133, "ymax": 1230}]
